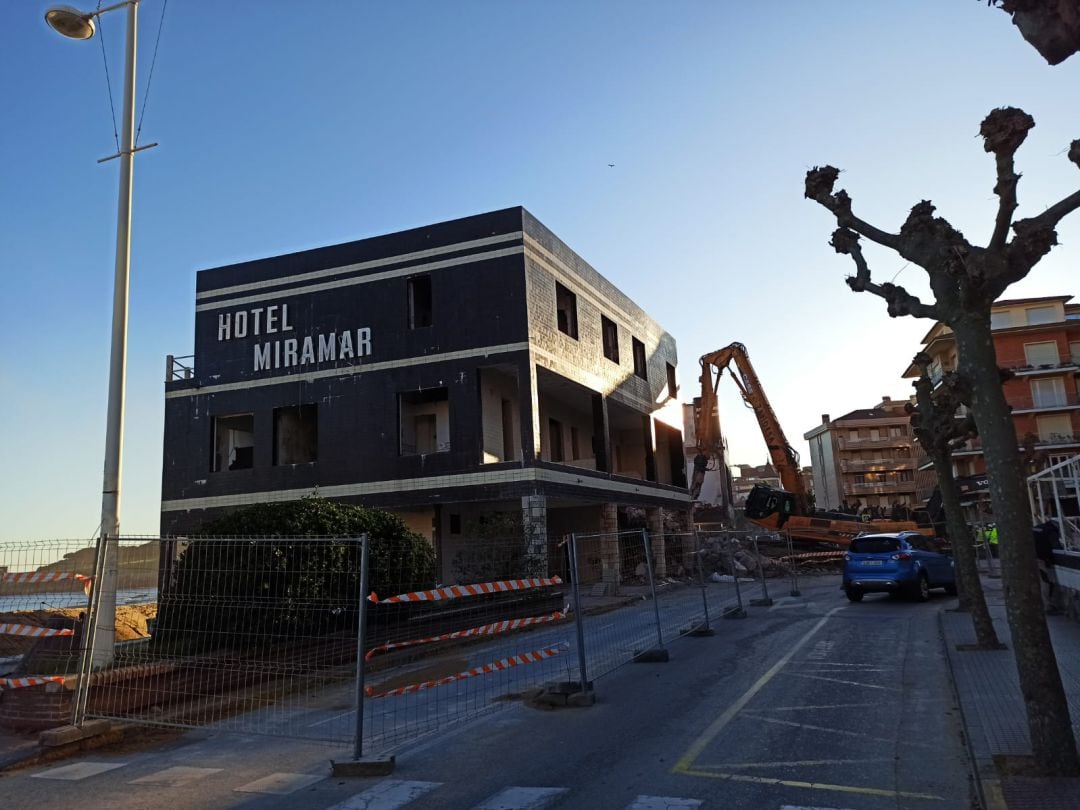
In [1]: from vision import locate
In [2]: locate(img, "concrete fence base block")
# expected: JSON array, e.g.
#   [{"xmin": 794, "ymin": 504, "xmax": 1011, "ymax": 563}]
[
  {"xmin": 722, "ymin": 606, "xmax": 747, "ymax": 620},
  {"xmin": 567, "ymin": 690, "xmax": 596, "ymax": 707},
  {"xmin": 331, "ymin": 755, "xmax": 396, "ymax": 777},
  {"xmin": 789, "ymin": 589, "xmax": 802, "ymax": 597},
  {"xmin": 688, "ymin": 625, "xmax": 716, "ymax": 637},
  {"xmin": 749, "ymin": 597, "xmax": 774, "ymax": 607},
  {"xmin": 632, "ymin": 648, "xmax": 670, "ymax": 663},
  {"xmin": 39, "ymin": 719, "xmax": 114, "ymax": 749}
]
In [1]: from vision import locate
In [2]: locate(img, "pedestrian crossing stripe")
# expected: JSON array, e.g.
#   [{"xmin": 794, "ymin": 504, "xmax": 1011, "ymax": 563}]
[{"xmin": 324, "ymin": 780, "xmax": 442, "ymax": 809}]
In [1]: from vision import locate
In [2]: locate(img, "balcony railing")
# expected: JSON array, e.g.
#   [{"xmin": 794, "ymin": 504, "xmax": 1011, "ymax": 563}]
[
  {"xmin": 837, "ymin": 436, "xmax": 913, "ymax": 450},
  {"xmin": 1009, "ymin": 392, "xmax": 1080, "ymax": 412},
  {"xmin": 1005, "ymin": 360, "xmax": 1080, "ymax": 376},
  {"xmin": 844, "ymin": 480, "xmax": 916, "ymax": 495},
  {"xmin": 839, "ymin": 459, "xmax": 916, "ymax": 473},
  {"xmin": 166, "ymin": 354, "xmax": 194, "ymax": 382},
  {"xmin": 951, "ymin": 434, "xmax": 1080, "ymax": 455}
]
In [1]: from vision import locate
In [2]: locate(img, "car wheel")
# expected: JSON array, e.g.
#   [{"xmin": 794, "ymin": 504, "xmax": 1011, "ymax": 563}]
[
  {"xmin": 914, "ymin": 573, "xmax": 930, "ymax": 602},
  {"xmin": 944, "ymin": 582, "xmax": 958, "ymax": 596},
  {"xmin": 846, "ymin": 588, "xmax": 864, "ymax": 603}
]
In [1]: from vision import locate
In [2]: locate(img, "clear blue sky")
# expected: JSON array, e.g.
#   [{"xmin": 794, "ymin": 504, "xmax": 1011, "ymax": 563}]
[{"xmin": 2, "ymin": 2, "xmax": 1078, "ymax": 540}]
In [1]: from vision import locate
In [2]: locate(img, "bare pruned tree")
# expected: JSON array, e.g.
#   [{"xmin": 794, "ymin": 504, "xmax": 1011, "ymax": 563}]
[
  {"xmin": 988, "ymin": 0, "xmax": 1080, "ymax": 65},
  {"xmin": 908, "ymin": 354, "xmax": 1002, "ymax": 650},
  {"xmin": 806, "ymin": 107, "xmax": 1080, "ymax": 775}
]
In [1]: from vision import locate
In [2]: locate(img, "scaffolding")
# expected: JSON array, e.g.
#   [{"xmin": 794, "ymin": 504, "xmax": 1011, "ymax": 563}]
[{"xmin": 1028, "ymin": 453, "xmax": 1080, "ymax": 552}]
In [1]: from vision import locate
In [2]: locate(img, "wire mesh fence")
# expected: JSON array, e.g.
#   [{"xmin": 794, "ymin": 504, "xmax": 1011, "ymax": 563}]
[
  {"xmin": 0, "ymin": 539, "xmax": 96, "ymax": 728},
  {"xmin": 360, "ymin": 532, "xmax": 573, "ymax": 752}
]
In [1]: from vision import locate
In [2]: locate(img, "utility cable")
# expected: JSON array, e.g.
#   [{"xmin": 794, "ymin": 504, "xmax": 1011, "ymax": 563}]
[
  {"xmin": 136, "ymin": 0, "xmax": 170, "ymax": 146},
  {"xmin": 96, "ymin": 0, "xmax": 121, "ymax": 154}
]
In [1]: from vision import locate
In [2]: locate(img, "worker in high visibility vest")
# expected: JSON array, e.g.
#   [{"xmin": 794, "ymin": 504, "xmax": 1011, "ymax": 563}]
[{"xmin": 987, "ymin": 524, "xmax": 999, "ymax": 558}]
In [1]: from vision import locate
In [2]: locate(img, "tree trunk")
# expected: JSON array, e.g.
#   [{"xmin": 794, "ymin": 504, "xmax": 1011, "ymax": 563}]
[
  {"xmin": 930, "ymin": 447, "xmax": 1002, "ymax": 648},
  {"xmin": 953, "ymin": 313, "xmax": 1080, "ymax": 775}
]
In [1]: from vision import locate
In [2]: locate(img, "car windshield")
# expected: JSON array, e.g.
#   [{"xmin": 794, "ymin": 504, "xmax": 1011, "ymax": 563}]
[{"xmin": 850, "ymin": 537, "xmax": 901, "ymax": 554}]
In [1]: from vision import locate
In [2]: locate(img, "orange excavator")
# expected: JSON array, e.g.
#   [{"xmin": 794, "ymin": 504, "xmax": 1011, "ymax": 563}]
[{"xmin": 694, "ymin": 342, "xmax": 934, "ymax": 546}]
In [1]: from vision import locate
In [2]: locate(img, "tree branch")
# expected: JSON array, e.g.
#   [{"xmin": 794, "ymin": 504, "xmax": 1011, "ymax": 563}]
[
  {"xmin": 831, "ymin": 229, "xmax": 941, "ymax": 320},
  {"xmin": 805, "ymin": 167, "xmax": 901, "ymax": 250},
  {"xmin": 980, "ymin": 107, "xmax": 1034, "ymax": 252}
]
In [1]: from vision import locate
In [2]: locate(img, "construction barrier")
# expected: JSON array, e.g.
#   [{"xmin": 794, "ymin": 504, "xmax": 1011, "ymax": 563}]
[
  {"xmin": 365, "ymin": 645, "xmax": 568, "ymax": 698},
  {"xmin": 364, "ymin": 611, "xmax": 566, "ymax": 660},
  {"xmin": 0, "ymin": 624, "xmax": 75, "ymax": 638},
  {"xmin": 369, "ymin": 576, "xmax": 563, "ymax": 604},
  {"xmin": 0, "ymin": 572, "xmax": 90, "ymax": 585},
  {"xmin": 0, "ymin": 676, "xmax": 67, "ymax": 690}
]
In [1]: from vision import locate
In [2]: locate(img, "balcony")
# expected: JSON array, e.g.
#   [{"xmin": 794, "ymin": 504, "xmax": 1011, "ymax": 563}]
[
  {"xmin": 1010, "ymin": 392, "xmax": 1080, "ymax": 414},
  {"xmin": 1006, "ymin": 361, "xmax": 1080, "ymax": 377},
  {"xmin": 839, "ymin": 458, "xmax": 916, "ymax": 473},
  {"xmin": 843, "ymin": 480, "xmax": 917, "ymax": 495},
  {"xmin": 837, "ymin": 436, "xmax": 913, "ymax": 450},
  {"xmin": 951, "ymin": 433, "xmax": 1080, "ymax": 456}
]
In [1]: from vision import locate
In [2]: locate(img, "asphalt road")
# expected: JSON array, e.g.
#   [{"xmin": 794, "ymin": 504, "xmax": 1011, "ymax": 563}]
[{"xmin": 0, "ymin": 577, "xmax": 973, "ymax": 809}]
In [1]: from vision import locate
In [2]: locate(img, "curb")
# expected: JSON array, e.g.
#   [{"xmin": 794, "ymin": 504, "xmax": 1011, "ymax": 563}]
[{"xmin": 937, "ymin": 609, "xmax": 1006, "ymax": 810}]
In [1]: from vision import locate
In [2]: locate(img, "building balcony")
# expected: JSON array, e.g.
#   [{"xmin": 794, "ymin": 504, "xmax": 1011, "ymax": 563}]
[
  {"xmin": 951, "ymin": 433, "xmax": 1080, "ymax": 457},
  {"xmin": 839, "ymin": 459, "xmax": 916, "ymax": 473},
  {"xmin": 843, "ymin": 480, "xmax": 917, "ymax": 496},
  {"xmin": 1006, "ymin": 361, "xmax": 1080, "ymax": 377},
  {"xmin": 1010, "ymin": 392, "xmax": 1080, "ymax": 414},
  {"xmin": 837, "ymin": 436, "xmax": 913, "ymax": 450}
]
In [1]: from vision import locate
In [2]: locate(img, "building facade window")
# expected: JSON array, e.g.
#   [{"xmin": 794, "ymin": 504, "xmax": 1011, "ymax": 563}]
[
  {"xmin": 213, "ymin": 414, "xmax": 254, "ymax": 472},
  {"xmin": 408, "ymin": 275, "xmax": 433, "ymax": 328},
  {"xmin": 666, "ymin": 363, "xmax": 677, "ymax": 399},
  {"xmin": 548, "ymin": 418, "xmax": 565, "ymax": 462},
  {"xmin": 400, "ymin": 388, "xmax": 450, "ymax": 455},
  {"xmin": 1031, "ymin": 378, "xmax": 1067, "ymax": 408},
  {"xmin": 1072, "ymin": 341, "xmax": 1080, "ymax": 365},
  {"xmin": 601, "ymin": 315, "xmax": 619, "ymax": 363},
  {"xmin": 1026, "ymin": 305, "xmax": 1058, "ymax": 325},
  {"xmin": 632, "ymin": 338, "xmax": 647, "ymax": 379},
  {"xmin": 1024, "ymin": 341, "xmax": 1060, "ymax": 366},
  {"xmin": 555, "ymin": 282, "xmax": 578, "ymax": 339},
  {"xmin": 1036, "ymin": 413, "xmax": 1073, "ymax": 442},
  {"xmin": 991, "ymin": 310, "xmax": 1012, "ymax": 330},
  {"xmin": 273, "ymin": 404, "xmax": 317, "ymax": 465}
]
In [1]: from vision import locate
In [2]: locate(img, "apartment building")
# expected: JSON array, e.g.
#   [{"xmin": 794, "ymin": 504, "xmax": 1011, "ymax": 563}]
[
  {"xmin": 803, "ymin": 398, "xmax": 922, "ymax": 512},
  {"xmin": 902, "ymin": 294, "xmax": 1080, "ymax": 517},
  {"xmin": 160, "ymin": 207, "xmax": 690, "ymax": 581}
]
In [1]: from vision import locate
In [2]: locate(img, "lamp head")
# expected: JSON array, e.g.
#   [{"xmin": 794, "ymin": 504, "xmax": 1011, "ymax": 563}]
[{"xmin": 45, "ymin": 6, "xmax": 96, "ymax": 40}]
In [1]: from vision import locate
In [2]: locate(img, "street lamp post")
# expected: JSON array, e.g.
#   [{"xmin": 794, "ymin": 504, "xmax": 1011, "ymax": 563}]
[{"xmin": 47, "ymin": 1, "xmax": 142, "ymax": 668}]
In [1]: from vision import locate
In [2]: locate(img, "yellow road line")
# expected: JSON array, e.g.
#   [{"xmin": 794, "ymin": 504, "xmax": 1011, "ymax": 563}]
[
  {"xmin": 676, "ymin": 769, "xmax": 944, "ymax": 801},
  {"xmin": 673, "ymin": 606, "xmax": 842, "ymax": 772}
]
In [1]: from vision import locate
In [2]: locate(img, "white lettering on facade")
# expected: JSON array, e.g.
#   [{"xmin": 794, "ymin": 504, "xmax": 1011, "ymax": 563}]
[
  {"xmin": 318, "ymin": 333, "xmax": 336, "ymax": 362},
  {"xmin": 281, "ymin": 304, "xmax": 293, "ymax": 332},
  {"xmin": 266, "ymin": 305, "xmax": 279, "ymax": 334},
  {"xmin": 357, "ymin": 327, "xmax": 372, "ymax": 357},
  {"xmin": 283, "ymin": 338, "xmax": 298, "ymax": 367},
  {"xmin": 339, "ymin": 330, "xmax": 354, "ymax": 360},
  {"xmin": 254, "ymin": 343, "xmax": 271, "ymax": 371},
  {"xmin": 234, "ymin": 310, "xmax": 248, "ymax": 339},
  {"xmin": 251, "ymin": 307, "xmax": 264, "ymax": 335},
  {"xmin": 218, "ymin": 313, "xmax": 230, "ymax": 341},
  {"xmin": 274, "ymin": 342, "xmax": 281, "ymax": 369},
  {"xmin": 300, "ymin": 336, "xmax": 315, "ymax": 365}
]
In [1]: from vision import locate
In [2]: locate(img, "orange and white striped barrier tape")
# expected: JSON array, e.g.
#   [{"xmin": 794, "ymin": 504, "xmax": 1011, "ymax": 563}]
[
  {"xmin": 780, "ymin": 551, "xmax": 845, "ymax": 561},
  {"xmin": 0, "ymin": 676, "xmax": 66, "ymax": 690},
  {"xmin": 365, "ymin": 644, "xmax": 568, "ymax": 698},
  {"xmin": 0, "ymin": 623, "xmax": 74, "ymax": 638},
  {"xmin": 1, "ymin": 571, "xmax": 93, "ymax": 597},
  {"xmin": 368, "ymin": 576, "xmax": 563, "ymax": 605},
  {"xmin": 364, "ymin": 611, "xmax": 566, "ymax": 660}
]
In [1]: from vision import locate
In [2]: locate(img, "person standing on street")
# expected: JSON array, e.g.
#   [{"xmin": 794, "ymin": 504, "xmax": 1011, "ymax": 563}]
[{"xmin": 1034, "ymin": 520, "xmax": 1063, "ymax": 614}]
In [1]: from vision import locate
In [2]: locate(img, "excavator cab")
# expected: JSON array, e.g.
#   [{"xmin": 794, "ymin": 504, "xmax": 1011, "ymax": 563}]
[{"xmin": 744, "ymin": 484, "xmax": 796, "ymax": 527}]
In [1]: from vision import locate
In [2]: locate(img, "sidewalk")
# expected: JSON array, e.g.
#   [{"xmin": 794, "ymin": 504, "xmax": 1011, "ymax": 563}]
[{"xmin": 941, "ymin": 575, "xmax": 1080, "ymax": 809}]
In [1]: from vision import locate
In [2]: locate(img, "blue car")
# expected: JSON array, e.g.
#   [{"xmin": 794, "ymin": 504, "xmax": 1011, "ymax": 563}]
[{"xmin": 842, "ymin": 531, "xmax": 957, "ymax": 602}]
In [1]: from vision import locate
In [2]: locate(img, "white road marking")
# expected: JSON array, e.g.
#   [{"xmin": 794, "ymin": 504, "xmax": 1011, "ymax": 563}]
[
  {"xmin": 766, "ymin": 703, "xmax": 879, "ymax": 712},
  {"xmin": 780, "ymin": 672, "xmax": 895, "ymax": 690},
  {"xmin": 472, "ymin": 786, "xmax": 568, "ymax": 808},
  {"xmin": 32, "ymin": 761, "xmax": 128, "ymax": 781},
  {"xmin": 327, "ymin": 780, "xmax": 442, "ymax": 809},
  {"xmin": 308, "ymin": 708, "xmax": 354, "ymax": 728},
  {"xmin": 626, "ymin": 797, "xmax": 702, "ymax": 809},
  {"xmin": 234, "ymin": 772, "xmax": 325, "ymax": 795},
  {"xmin": 738, "ymin": 713, "xmax": 930, "ymax": 748},
  {"xmin": 780, "ymin": 806, "xmax": 855, "ymax": 810},
  {"xmin": 129, "ymin": 766, "xmax": 223, "ymax": 786},
  {"xmin": 703, "ymin": 758, "xmax": 892, "ymax": 769}
]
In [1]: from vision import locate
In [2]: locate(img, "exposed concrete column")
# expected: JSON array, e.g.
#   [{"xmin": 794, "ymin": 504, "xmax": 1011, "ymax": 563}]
[
  {"xmin": 521, "ymin": 493, "xmax": 548, "ymax": 575},
  {"xmin": 591, "ymin": 393, "xmax": 610, "ymax": 473},
  {"xmin": 521, "ymin": 358, "xmax": 541, "ymax": 463},
  {"xmin": 647, "ymin": 507, "xmax": 667, "ymax": 578},
  {"xmin": 600, "ymin": 502, "xmax": 621, "ymax": 590}
]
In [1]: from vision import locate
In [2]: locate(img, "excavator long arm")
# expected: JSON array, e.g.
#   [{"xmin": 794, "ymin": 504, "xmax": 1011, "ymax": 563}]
[{"xmin": 697, "ymin": 342, "xmax": 808, "ymax": 513}]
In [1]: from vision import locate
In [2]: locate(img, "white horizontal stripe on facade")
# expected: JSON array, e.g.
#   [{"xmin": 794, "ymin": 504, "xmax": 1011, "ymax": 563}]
[
  {"xmin": 164, "ymin": 342, "xmax": 531, "ymax": 399},
  {"xmin": 194, "ymin": 245, "xmax": 525, "ymax": 312},
  {"xmin": 196, "ymin": 231, "xmax": 524, "ymax": 301},
  {"xmin": 160, "ymin": 465, "xmax": 690, "ymax": 513}
]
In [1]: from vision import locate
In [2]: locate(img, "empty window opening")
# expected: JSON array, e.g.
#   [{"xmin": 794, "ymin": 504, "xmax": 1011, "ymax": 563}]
[
  {"xmin": 501, "ymin": 398, "xmax": 515, "ymax": 461},
  {"xmin": 555, "ymin": 282, "xmax": 578, "ymax": 339},
  {"xmin": 408, "ymin": 275, "xmax": 433, "ymax": 329},
  {"xmin": 213, "ymin": 414, "xmax": 254, "ymax": 472},
  {"xmin": 449, "ymin": 513, "xmax": 462, "ymax": 534},
  {"xmin": 570, "ymin": 426, "xmax": 581, "ymax": 461},
  {"xmin": 273, "ymin": 404, "xmax": 317, "ymax": 465},
  {"xmin": 666, "ymin": 363, "xmax": 677, "ymax": 399},
  {"xmin": 601, "ymin": 316, "xmax": 619, "ymax": 363},
  {"xmin": 632, "ymin": 338, "xmax": 647, "ymax": 379},
  {"xmin": 548, "ymin": 418, "xmax": 565, "ymax": 462},
  {"xmin": 400, "ymin": 388, "xmax": 450, "ymax": 455}
]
